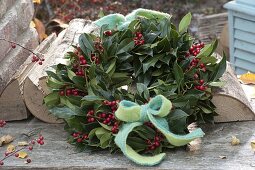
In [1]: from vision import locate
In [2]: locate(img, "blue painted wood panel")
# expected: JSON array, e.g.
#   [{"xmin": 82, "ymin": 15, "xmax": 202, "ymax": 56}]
[
  {"xmin": 234, "ymin": 49, "xmax": 255, "ymax": 64},
  {"xmin": 225, "ymin": 0, "xmax": 255, "ymax": 74},
  {"xmin": 234, "ymin": 29, "xmax": 255, "ymax": 43}
]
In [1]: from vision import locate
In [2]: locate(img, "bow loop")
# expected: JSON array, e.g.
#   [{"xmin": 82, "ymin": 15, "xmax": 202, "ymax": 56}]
[
  {"xmin": 147, "ymin": 95, "xmax": 172, "ymax": 117},
  {"xmin": 115, "ymin": 100, "xmax": 141, "ymax": 122}
]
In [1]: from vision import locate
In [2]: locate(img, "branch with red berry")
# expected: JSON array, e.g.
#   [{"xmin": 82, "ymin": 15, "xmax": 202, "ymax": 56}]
[{"xmin": 0, "ymin": 38, "xmax": 45, "ymax": 65}]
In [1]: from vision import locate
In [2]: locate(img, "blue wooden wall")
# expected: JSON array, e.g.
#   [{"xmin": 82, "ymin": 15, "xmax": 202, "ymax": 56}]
[{"xmin": 225, "ymin": 0, "xmax": 255, "ymax": 74}]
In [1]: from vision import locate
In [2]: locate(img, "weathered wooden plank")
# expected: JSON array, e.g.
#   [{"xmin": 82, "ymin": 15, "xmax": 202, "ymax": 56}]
[
  {"xmin": 0, "ymin": 119, "xmax": 254, "ymax": 169},
  {"xmin": 234, "ymin": 17, "xmax": 255, "ymax": 34},
  {"xmin": 234, "ymin": 29, "xmax": 255, "ymax": 44},
  {"xmin": 235, "ymin": 58, "xmax": 255, "ymax": 73}
]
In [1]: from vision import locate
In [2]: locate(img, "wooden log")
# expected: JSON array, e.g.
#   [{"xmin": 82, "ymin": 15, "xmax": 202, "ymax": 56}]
[
  {"xmin": 212, "ymin": 62, "xmax": 255, "ymax": 122},
  {"xmin": 23, "ymin": 19, "xmax": 99, "ymax": 123},
  {"xmin": 0, "ymin": 33, "xmax": 57, "ymax": 121}
]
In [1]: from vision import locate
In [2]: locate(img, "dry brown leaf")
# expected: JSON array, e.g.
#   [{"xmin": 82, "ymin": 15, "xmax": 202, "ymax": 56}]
[
  {"xmin": 0, "ymin": 135, "xmax": 14, "ymax": 146},
  {"xmin": 251, "ymin": 140, "xmax": 255, "ymax": 152},
  {"xmin": 33, "ymin": 0, "xmax": 41, "ymax": 4},
  {"xmin": 18, "ymin": 151, "xmax": 28, "ymax": 159},
  {"xmin": 231, "ymin": 136, "xmax": 240, "ymax": 146},
  {"xmin": 219, "ymin": 155, "xmax": 227, "ymax": 159},
  {"xmin": 18, "ymin": 141, "xmax": 29, "ymax": 146},
  {"xmin": 33, "ymin": 18, "xmax": 48, "ymax": 42},
  {"xmin": 6, "ymin": 144, "xmax": 15, "ymax": 153},
  {"xmin": 239, "ymin": 72, "xmax": 255, "ymax": 84}
]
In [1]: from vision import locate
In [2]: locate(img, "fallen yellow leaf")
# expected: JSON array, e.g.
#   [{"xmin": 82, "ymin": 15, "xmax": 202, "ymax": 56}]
[
  {"xmin": 6, "ymin": 144, "xmax": 15, "ymax": 153},
  {"xmin": 33, "ymin": 0, "xmax": 41, "ymax": 4},
  {"xmin": 18, "ymin": 141, "xmax": 29, "ymax": 146},
  {"xmin": 251, "ymin": 140, "xmax": 255, "ymax": 152},
  {"xmin": 0, "ymin": 135, "xmax": 14, "ymax": 146},
  {"xmin": 30, "ymin": 21, "xmax": 36, "ymax": 28},
  {"xmin": 18, "ymin": 151, "xmax": 28, "ymax": 159},
  {"xmin": 231, "ymin": 136, "xmax": 240, "ymax": 146},
  {"xmin": 239, "ymin": 72, "xmax": 255, "ymax": 84}
]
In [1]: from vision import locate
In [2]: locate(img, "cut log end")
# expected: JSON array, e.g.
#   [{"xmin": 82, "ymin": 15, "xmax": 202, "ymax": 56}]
[
  {"xmin": 23, "ymin": 78, "xmax": 63, "ymax": 124},
  {"xmin": 213, "ymin": 94, "xmax": 255, "ymax": 122},
  {"xmin": 0, "ymin": 80, "xmax": 29, "ymax": 121}
]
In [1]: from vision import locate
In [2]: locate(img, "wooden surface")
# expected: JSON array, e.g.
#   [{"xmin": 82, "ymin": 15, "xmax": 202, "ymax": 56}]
[{"xmin": 0, "ymin": 118, "xmax": 254, "ymax": 170}]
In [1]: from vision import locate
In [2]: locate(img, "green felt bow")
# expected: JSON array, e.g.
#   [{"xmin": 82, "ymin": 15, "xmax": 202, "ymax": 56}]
[
  {"xmin": 93, "ymin": 8, "xmax": 171, "ymax": 30},
  {"xmin": 114, "ymin": 95, "xmax": 205, "ymax": 166}
]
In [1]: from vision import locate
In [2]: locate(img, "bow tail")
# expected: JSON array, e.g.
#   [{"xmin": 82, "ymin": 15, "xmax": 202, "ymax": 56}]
[
  {"xmin": 114, "ymin": 122, "xmax": 166, "ymax": 166},
  {"xmin": 148, "ymin": 114, "xmax": 205, "ymax": 146}
]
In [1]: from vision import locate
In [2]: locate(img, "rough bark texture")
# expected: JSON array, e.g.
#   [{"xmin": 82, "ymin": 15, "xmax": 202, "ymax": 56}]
[
  {"xmin": 0, "ymin": 33, "xmax": 57, "ymax": 121},
  {"xmin": 0, "ymin": 0, "xmax": 38, "ymax": 94},
  {"xmin": 23, "ymin": 19, "xmax": 99, "ymax": 123},
  {"xmin": 0, "ymin": 118, "xmax": 254, "ymax": 169},
  {"xmin": 212, "ymin": 63, "xmax": 255, "ymax": 122}
]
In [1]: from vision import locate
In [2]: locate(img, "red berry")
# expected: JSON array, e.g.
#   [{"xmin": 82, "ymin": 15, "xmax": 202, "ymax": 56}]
[
  {"xmin": 199, "ymin": 79, "xmax": 204, "ymax": 85},
  {"xmin": 202, "ymin": 67, "xmax": 206, "ymax": 72},
  {"xmin": 200, "ymin": 63, "xmax": 205, "ymax": 68},
  {"xmin": 90, "ymin": 118, "xmax": 95, "ymax": 122},
  {"xmin": 0, "ymin": 161, "xmax": 4, "ymax": 165},
  {"xmin": 39, "ymin": 140, "xmax": 44, "ymax": 145},
  {"xmin": 101, "ymin": 113, "xmax": 106, "ymax": 118},
  {"xmin": 77, "ymin": 138, "xmax": 82, "ymax": 143},
  {"xmin": 103, "ymin": 120, "xmax": 107, "ymax": 124},
  {"xmin": 138, "ymin": 33, "xmax": 143, "ymax": 39},
  {"xmin": 154, "ymin": 142, "xmax": 160, "ymax": 147},
  {"xmin": 39, "ymin": 136, "xmax": 44, "ymax": 140},
  {"xmin": 59, "ymin": 91, "xmax": 65, "ymax": 96},
  {"xmin": 200, "ymin": 86, "xmax": 206, "ymax": 91},
  {"xmin": 26, "ymin": 159, "xmax": 31, "ymax": 163},
  {"xmin": 15, "ymin": 153, "xmax": 19, "ymax": 157},
  {"xmin": 28, "ymin": 146, "xmax": 33, "ymax": 151},
  {"xmin": 5, "ymin": 152, "xmax": 9, "ymax": 156},
  {"xmin": 37, "ymin": 139, "xmax": 41, "ymax": 143},
  {"xmin": 79, "ymin": 55, "xmax": 84, "ymax": 60},
  {"xmin": 11, "ymin": 43, "xmax": 16, "ymax": 48},
  {"xmin": 30, "ymin": 140, "xmax": 35, "ymax": 145},
  {"xmin": 150, "ymin": 145, "xmax": 155, "ymax": 150},
  {"xmin": 193, "ymin": 74, "xmax": 199, "ymax": 79},
  {"xmin": 38, "ymin": 61, "xmax": 43, "ymax": 65}
]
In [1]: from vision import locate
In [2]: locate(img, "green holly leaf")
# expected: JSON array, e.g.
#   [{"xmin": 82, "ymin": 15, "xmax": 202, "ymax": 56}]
[
  {"xmin": 49, "ymin": 106, "xmax": 78, "ymax": 119},
  {"xmin": 173, "ymin": 61, "xmax": 184, "ymax": 93},
  {"xmin": 43, "ymin": 92, "xmax": 60, "ymax": 107},
  {"xmin": 179, "ymin": 12, "xmax": 192, "ymax": 33}
]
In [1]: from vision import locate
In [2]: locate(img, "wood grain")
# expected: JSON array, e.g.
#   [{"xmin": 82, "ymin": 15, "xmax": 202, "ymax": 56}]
[{"xmin": 0, "ymin": 118, "xmax": 254, "ymax": 169}]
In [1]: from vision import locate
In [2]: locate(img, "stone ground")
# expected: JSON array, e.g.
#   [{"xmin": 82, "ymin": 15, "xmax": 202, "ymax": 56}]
[{"xmin": 0, "ymin": 118, "xmax": 254, "ymax": 170}]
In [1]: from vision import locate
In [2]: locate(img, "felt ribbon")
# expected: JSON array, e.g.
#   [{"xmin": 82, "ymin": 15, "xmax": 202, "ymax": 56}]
[
  {"xmin": 114, "ymin": 95, "xmax": 205, "ymax": 166},
  {"xmin": 93, "ymin": 8, "xmax": 171, "ymax": 30}
]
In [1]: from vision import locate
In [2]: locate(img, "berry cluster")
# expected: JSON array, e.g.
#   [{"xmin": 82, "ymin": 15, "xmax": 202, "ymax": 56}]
[
  {"xmin": 36, "ymin": 135, "xmax": 45, "ymax": 145},
  {"xmin": 86, "ymin": 109, "xmax": 96, "ymax": 123},
  {"xmin": 31, "ymin": 55, "xmax": 45, "ymax": 65},
  {"xmin": 144, "ymin": 122, "xmax": 164, "ymax": 151},
  {"xmin": 84, "ymin": 100, "xmax": 120, "ymax": 134},
  {"xmin": 91, "ymin": 53, "xmax": 100, "ymax": 65},
  {"xmin": 75, "ymin": 68, "xmax": 85, "ymax": 76},
  {"xmin": 79, "ymin": 55, "xmax": 87, "ymax": 66},
  {"xmin": 0, "ymin": 120, "xmax": 6, "ymax": 128},
  {"xmin": 103, "ymin": 30, "xmax": 112, "ymax": 36},
  {"xmin": 59, "ymin": 88, "xmax": 80, "ymax": 96},
  {"xmin": 186, "ymin": 42, "xmax": 205, "ymax": 57},
  {"xmin": 94, "ymin": 38, "xmax": 104, "ymax": 53},
  {"xmin": 0, "ymin": 134, "xmax": 44, "ymax": 166},
  {"xmin": 133, "ymin": 32, "xmax": 145, "ymax": 46},
  {"xmin": 103, "ymin": 100, "xmax": 119, "ymax": 113},
  {"xmin": 72, "ymin": 132, "xmax": 88, "ymax": 143}
]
